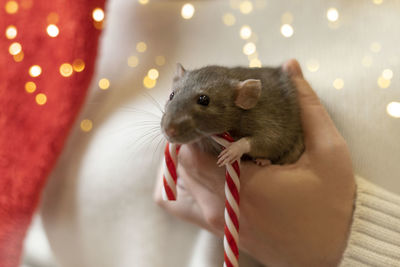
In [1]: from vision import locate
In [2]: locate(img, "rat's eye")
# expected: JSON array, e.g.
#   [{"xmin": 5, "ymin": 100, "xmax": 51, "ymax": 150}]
[
  {"xmin": 197, "ymin": 95, "xmax": 210, "ymax": 106},
  {"xmin": 169, "ymin": 92, "xmax": 175, "ymax": 101}
]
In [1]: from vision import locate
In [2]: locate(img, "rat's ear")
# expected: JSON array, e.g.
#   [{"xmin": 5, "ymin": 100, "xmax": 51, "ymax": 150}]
[
  {"xmin": 234, "ymin": 79, "xmax": 262, "ymax": 110},
  {"xmin": 174, "ymin": 63, "xmax": 186, "ymax": 80}
]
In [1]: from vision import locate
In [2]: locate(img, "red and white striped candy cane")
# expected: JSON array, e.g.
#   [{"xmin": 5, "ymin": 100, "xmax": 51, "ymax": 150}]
[{"xmin": 162, "ymin": 133, "xmax": 241, "ymax": 267}]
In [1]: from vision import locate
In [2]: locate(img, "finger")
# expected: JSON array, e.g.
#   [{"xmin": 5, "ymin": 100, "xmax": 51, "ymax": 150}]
[
  {"xmin": 282, "ymin": 59, "xmax": 344, "ymax": 152},
  {"xmin": 154, "ymin": 163, "xmax": 222, "ymax": 235}
]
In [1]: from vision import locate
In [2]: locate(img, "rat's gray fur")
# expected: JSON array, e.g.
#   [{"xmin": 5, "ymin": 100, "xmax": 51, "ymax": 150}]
[{"xmin": 161, "ymin": 65, "xmax": 304, "ymax": 164}]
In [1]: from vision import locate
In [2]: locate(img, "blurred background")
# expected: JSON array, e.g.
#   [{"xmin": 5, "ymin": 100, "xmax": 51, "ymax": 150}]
[{"xmin": 18, "ymin": 0, "xmax": 399, "ymax": 266}]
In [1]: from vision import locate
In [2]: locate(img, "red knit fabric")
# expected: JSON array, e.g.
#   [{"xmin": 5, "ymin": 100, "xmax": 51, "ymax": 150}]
[{"xmin": 0, "ymin": 0, "xmax": 105, "ymax": 265}]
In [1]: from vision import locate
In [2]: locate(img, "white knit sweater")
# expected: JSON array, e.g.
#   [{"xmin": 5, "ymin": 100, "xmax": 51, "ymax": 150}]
[{"xmin": 339, "ymin": 176, "xmax": 400, "ymax": 267}]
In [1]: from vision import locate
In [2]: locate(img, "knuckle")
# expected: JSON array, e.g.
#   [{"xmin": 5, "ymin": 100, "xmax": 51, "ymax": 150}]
[{"xmin": 204, "ymin": 209, "xmax": 224, "ymax": 230}]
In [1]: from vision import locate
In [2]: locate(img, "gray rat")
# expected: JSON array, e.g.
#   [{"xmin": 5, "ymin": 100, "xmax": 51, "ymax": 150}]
[{"xmin": 161, "ymin": 64, "xmax": 304, "ymax": 166}]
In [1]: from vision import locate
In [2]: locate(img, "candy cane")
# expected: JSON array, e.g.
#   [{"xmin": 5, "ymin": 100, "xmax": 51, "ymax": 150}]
[{"xmin": 162, "ymin": 133, "xmax": 241, "ymax": 267}]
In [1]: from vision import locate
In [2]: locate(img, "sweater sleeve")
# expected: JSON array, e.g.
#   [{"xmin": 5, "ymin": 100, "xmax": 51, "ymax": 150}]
[{"xmin": 339, "ymin": 176, "xmax": 400, "ymax": 267}]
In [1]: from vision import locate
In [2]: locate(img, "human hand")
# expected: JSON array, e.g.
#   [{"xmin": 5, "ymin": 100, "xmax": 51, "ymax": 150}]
[{"xmin": 154, "ymin": 59, "xmax": 356, "ymax": 267}]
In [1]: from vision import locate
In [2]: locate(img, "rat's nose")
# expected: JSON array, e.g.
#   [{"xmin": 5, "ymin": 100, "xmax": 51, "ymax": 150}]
[{"xmin": 165, "ymin": 126, "xmax": 177, "ymax": 138}]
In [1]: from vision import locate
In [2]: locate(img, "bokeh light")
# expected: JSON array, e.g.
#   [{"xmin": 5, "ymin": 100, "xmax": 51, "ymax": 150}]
[
  {"xmin": 370, "ymin": 42, "xmax": 381, "ymax": 53},
  {"xmin": 128, "ymin": 56, "xmax": 139, "ymax": 67},
  {"xmin": 243, "ymin": 42, "xmax": 256, "ymax": 56},
  {"xmin": 373, "ymin": 0, "xmax": 383, "ymax": 5},
  {"xmin": 47, "ymin": 12, "xmax": 59, "ymax": 24},
  {"xmin": 181, "ymin": 3, "xmax": 195, "ymax": 19},
  {"xmin": 249, "ymin": 58, "xmax": 262, "ymax": 68},
  {"xmin": 35, "ymin": 93, "xmax": 47, "ymax": 105},
  {"xmin": 99, "ymin": 78, "xmax": 110, "ymax": 90},
  {"xmin": 5, "ymin": 1, "xmax": 18, "ymax": 14},
  {"xmin": 326, "ymin": 8, "xmax": 339, "ymax": 22},
  {"xmin": 382, "ymin": 69, "xmax": 393, "ymax": 80},
  {"xmin": 46, "ymin": 24, "xmax": 59, "ymax": 37},
  {"xmin": 25, "ymin": 81, "xmax": 36, "ymax": 93},
  {"xmin": 155, "ymin": 56, "xmax": 165, "ymax": 66},
  {"xmin": 72, "ymin": 59, "xmax": 85, "ymax": 72},
  {"xmin": 148, "ymin": 68, "xmax": 159, "ymax": 80},
  {"xmin": 239, "ymin": 1, "xmax": 253, "ymax": 14},
  {"xmin": 280, "ymin": 24, "xmax": 294, "ymax": 38},
  {"xmin": 333, "ymin": 78, "xmax": 344, "ymax": 90},
  {"xmin": 29, "ymin": 65, "xmax": 42, "ymax": 77},
  {"xmin": 143, "ymin": 76, "xmax": 156, "ymax": 89},
  {"xmin": 222, "ymin": 13, "xmax": 236, "ymax": 26},
  {"xmin": 281, "ymin": 12, "xmax": 293, "ymax": 24},
  {"xmin": 9, "ymin": 42, "xmax": 21, "ymax": 55},
  {"xmin": 136, "ymin": 42, "xmax": 147, "ymax": 53},
  {"xmin": 92, "ymin": 8, "xmax": 105, "ymax": 22},
  {"xmin": 13, "ymin": 51, "xmax": 24, "ymax": 62},
  {"xmin": 80, "ymin": 119, "xmax": 93, "ymax": 132},
  {"xmin": 240, "ymin": 25, "xmax": 252, "ymax": 39},
  {"xmin": 5, "ymin": 25, "xmax": 17, "ymax": 39},
  {"xmin": 60, "ymin": 63, "xmax": 73, "ymax": 77},
  {"xmin": 138, "ymin": 0, "xmax": 149, "ymax": 4},
  {"xmin": 306, "ymin": 59, "xmax": 320, "ymax": 72},
  {"xmin": 377, "ymin": 76, "xmax": 390, "ymax": 88},
  {"xmin": 386, "ymin": 102, "xmax": 400, "ymax": 118},
  {"xmin": 362, "ymin": 55, "xmax": 373, "ymax": 67}
]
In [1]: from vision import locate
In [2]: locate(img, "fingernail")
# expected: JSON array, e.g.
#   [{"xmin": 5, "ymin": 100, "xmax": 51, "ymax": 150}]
[{"xmin": 283, "ymin": 59, "xmax": 303, "ymax": 78}]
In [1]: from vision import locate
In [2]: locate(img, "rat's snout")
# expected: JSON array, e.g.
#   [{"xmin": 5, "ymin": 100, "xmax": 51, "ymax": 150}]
[
  {"xmin": 165, "ymin": 126, "xmax": 177, "ymax": 138},
  {"xmin": 162, "ymin": 114, "xmax": 196, "ymax": 143}
]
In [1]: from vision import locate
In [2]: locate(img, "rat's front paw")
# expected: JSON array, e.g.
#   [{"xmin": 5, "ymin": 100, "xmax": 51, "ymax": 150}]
[{"xmin": 217, "ymin": 142, "xmax": 246, "ymax": 167}]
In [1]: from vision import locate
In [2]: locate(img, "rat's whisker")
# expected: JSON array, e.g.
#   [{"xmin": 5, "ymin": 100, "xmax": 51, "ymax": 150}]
[{"xmin": 141, "ymin": 92, "xmax": 164, "ymax": 114}]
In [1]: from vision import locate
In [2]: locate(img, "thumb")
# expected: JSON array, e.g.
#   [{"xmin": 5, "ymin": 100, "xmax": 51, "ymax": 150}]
[{"xmin": 282, "ymin": 59, "xmax": 343, "ymax": 152}]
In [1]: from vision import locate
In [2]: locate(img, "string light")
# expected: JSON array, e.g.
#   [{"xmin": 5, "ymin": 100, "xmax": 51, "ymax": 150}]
[
  {"xmin": 387, "ymin": 102, "xmax": 400, "ymax": 118},
  {"xmin": 181, "ymin": 3, "xmax": 195, "ymax": 19},
  {"xmin": 72, "ymin": 59, "xmax": 85, "ymax": 72},
  {"xmin": 222, "ymin": 13, "xmax": 236, "ymax": 26},
  {"xmin": 25, "ymin": 81, "xmax": 36, "ymax": 93},
  {"xmin": 306, "ymin": 59, "xmax": 320, "ymax": 72},
  {"xmin": 9, "ymin": 42, "xmax": 21, "ymax": 55},
  {"xmin": 143, "ymin": 76, "xmax": 156, "ymax": 89},
  {"xmin": 240, "ymin": 25, "xmax": 252, "ymax": 39},
  {"xmin": 155, "ymin": 56, "xmax": 165, "ymax": 66},
  {"xmin": 29, "ymin": 65, "xmax": 42, "ymax": 77},
  {"xmin": 35, "ymin": 93, "xmax": 47, "ymax": 105},
  {"xmin": 47, "ymin": 24, "xmax": 59, "ymax": 37},
  {"xmin": 281, "ymin": 12, "xmax": 293, "ymax": 24},
  {"xmin": 333, "ymin": 78, "xmax": 344, "ymax": 90},
  {"xmin": 5, "ymin": 25, "xmax": 17, "ymax": 39},
  {"xmin": 136, "ymin": 42, "xmax": 147, "ymax": 53},
  {"xmin": 5, "ymin": 1, "xmax": 18, "ymax": 14},
  {"xmin": 147, "ymin": 68, "xmax": 159, "ymax": 80},
  {"xmin": 92, "ymin": 8, "xmax": 105, "ymax": 22},
  {"xmin": 280, "ymin": 24, "xmax": 294, "ymax": 38},
  {"xmin": 80, "ymin": 119, "xmax": 93, "ymax": 132},
  {"xmin": 239, "ymin": 1, "xmax": 253, "ymax": 14},
  {"xmin": 326, "ymin": 8, "xmax": 339, "ymax": 22},
  {"xmin": 47, "ymin": 12, "xmax": 59, "ymax": 24},
  {"xmin": 98, "ymin": 78, "xmax": 110, "ymax": 90},
  {"xmin": 243, "ymin": 42, "xmax": 256, "ymax": 56},
  {"xmin": 59, "ymin": 63, "xmax": 73, "ymax": 77}
]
